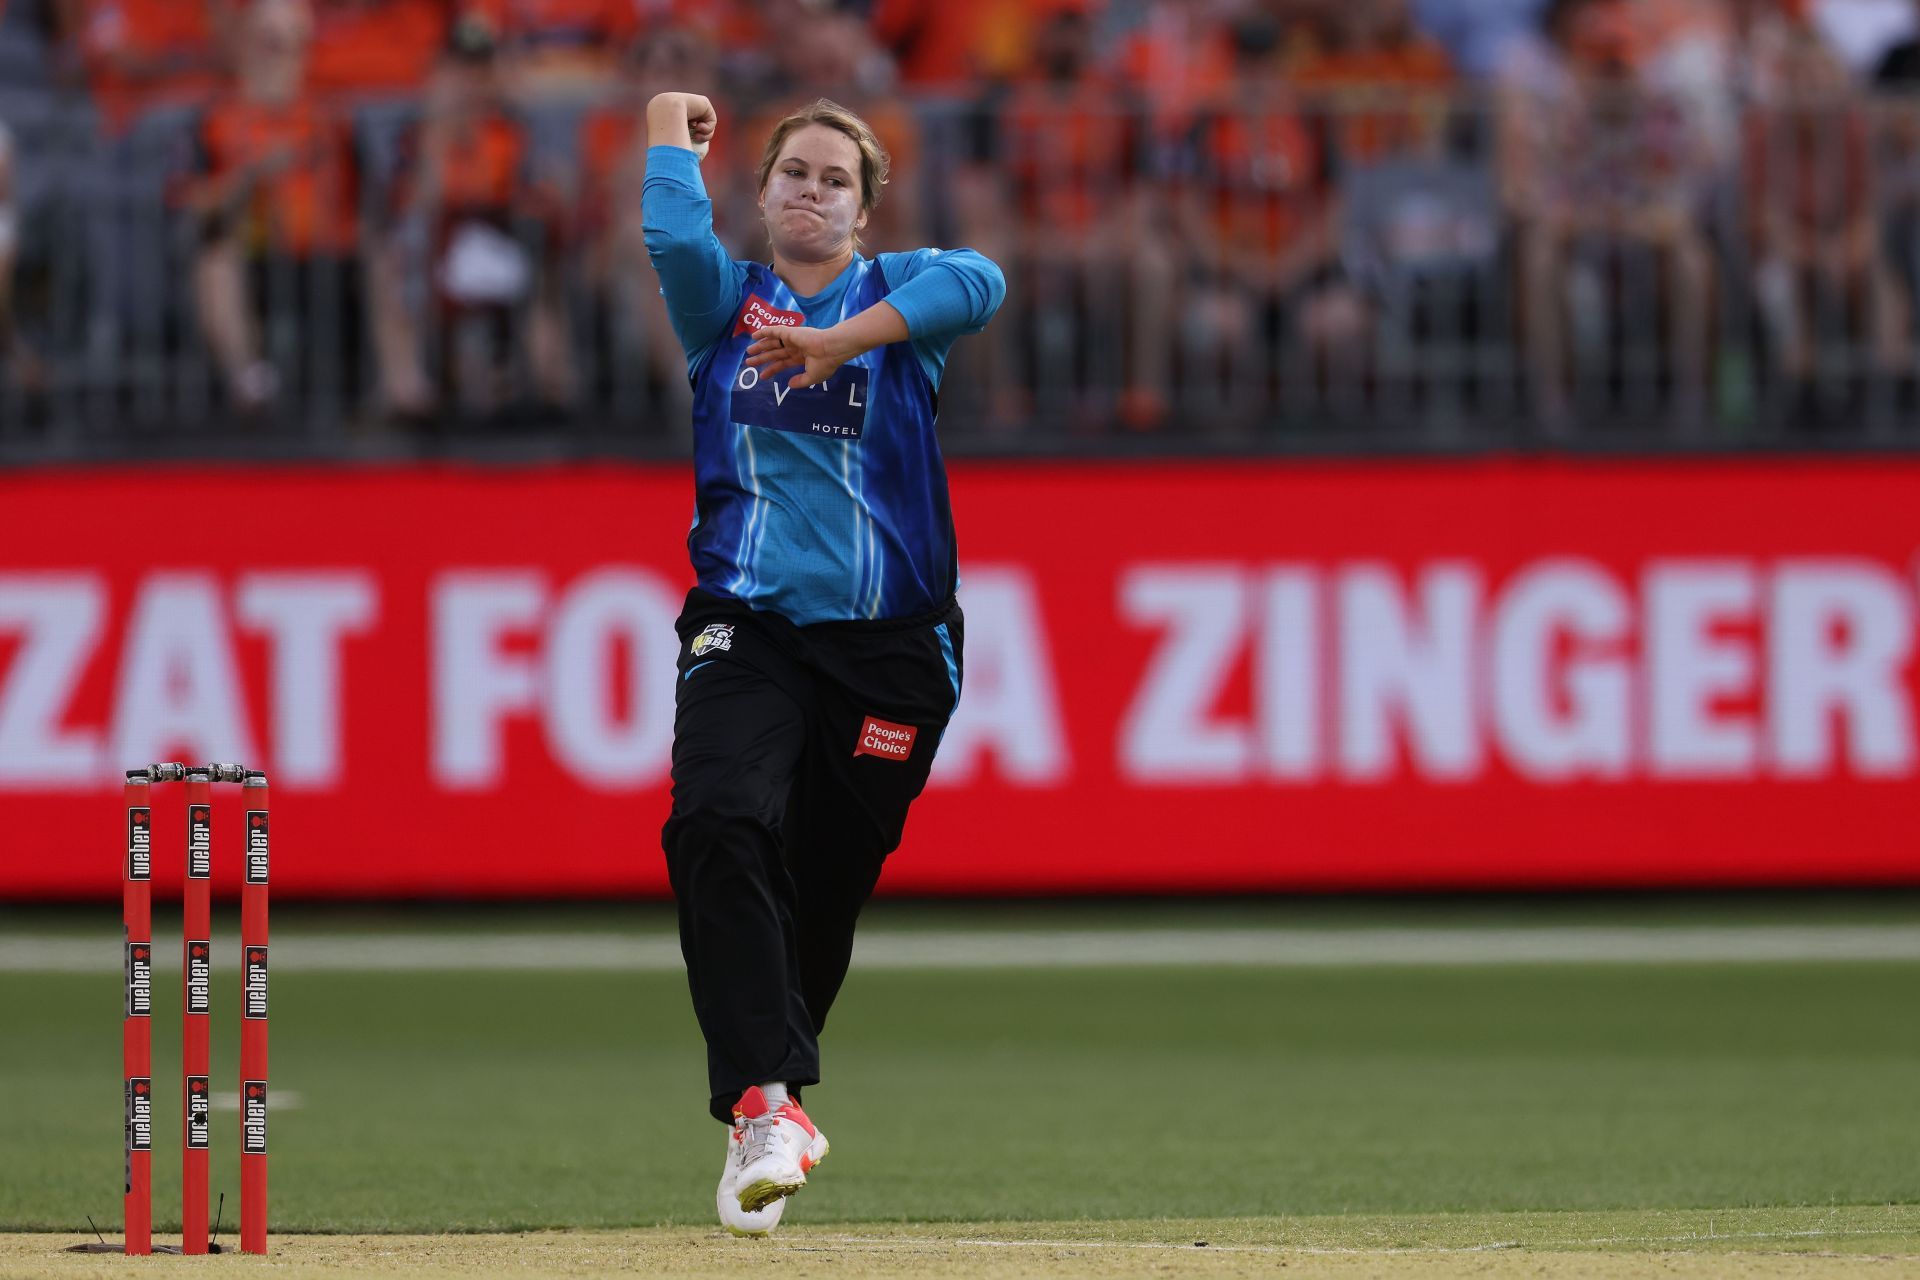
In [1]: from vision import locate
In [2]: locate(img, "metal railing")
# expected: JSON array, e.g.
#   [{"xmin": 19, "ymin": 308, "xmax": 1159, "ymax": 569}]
[{"xmin": 5, "ymin": 84, "xmax": 1920, "ymax": 460}]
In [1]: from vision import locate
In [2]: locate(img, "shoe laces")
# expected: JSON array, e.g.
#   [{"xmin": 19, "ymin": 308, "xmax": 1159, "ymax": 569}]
[{"xmin": 735, "ymin": 1110, "xmax": 780, "ymax": 1168}]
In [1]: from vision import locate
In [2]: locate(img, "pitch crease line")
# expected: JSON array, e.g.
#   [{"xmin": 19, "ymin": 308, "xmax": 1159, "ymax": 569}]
[
  {"xmin": 830, "ymin": 1226, "xmax": 1907, "ymax": 1255},
  {"xmin": 7, "ymin": 924, "xmax": 1920, "ymax": 973}
]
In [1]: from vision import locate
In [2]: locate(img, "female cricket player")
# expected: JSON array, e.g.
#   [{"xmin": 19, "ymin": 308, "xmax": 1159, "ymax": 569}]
[{"xmin": 641, "ymin": 91, "xmax": 1005, "ymax": 1235}]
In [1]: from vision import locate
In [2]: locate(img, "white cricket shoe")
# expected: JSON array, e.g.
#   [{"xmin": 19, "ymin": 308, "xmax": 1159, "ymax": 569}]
[
  {"xmin": 727, "ymin": 1086, "xmax": 829, "ymax": 1216},
  {"xmin": 716, "ymin": 1140, "xmax": 786, "ymax": 1237}
]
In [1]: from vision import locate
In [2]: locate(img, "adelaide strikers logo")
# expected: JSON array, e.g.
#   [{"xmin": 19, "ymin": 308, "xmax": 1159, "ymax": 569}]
[{"xmin": 691, "ymin": 623, "xmax": 734, "ymax": 658}]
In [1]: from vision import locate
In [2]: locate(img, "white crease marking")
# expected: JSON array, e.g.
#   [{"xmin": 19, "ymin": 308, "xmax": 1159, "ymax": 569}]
[{"xmin": 5, "ymin": 924, "xmax": 1920, "ymax": 973}]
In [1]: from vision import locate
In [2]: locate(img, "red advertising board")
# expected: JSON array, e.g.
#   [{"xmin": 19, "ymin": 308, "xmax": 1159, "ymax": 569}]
[{"xmin": 2, "ymin": 458, "xmax": 1918, "ymax": 898}]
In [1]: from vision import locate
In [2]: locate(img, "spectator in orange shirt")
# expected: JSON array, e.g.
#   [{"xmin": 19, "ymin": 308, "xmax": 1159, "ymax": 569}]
[
  {"xmin": 183, "ymin": 0, "xmax": 376, "ymax": 416},
  {"xmin": 1178, "ymin": 11, "xmax": 1364, "ymax": 425},
  {"xmin": 869, "ymin": 0, "xmax": 1068, "ymax": 91},
  {"xmin": 62, "ymin": 0, "xmax": 224, "ymax": 131},
  {"xmin": 1291, "ymin": 0, "xmax": 1455, "ymax": 168},
  {"xmin": 992, "ymin": 5, "xmax": 1175, "ymax": 427},
  {"xmin": 573, "ymin": 26, "xmax": 727, "ymax": 419},
  {"xmin": 642, "ymin": 0, "xmax": 770, "ymax": 86},
  {"xmin": 744, "ymin": 8, "xmax": 923, "ymax": 252},
  {"xmin": 1109, "ymin": 0, "xmax": 1236, "ymax": 141},
  {"xmin": 465, "ymin": 0, "xmax": 642, "ymax": 99},
  {"xmin": 378, "ymin": 14, "xmax": 571, "ymax": 421},
  {"xmin": 307, "ymin": 0, "xmax": 455, "ymax": 99},
  {"xmin": 577, "ymin": 30, "xmax": 738, "ymax": 252}
]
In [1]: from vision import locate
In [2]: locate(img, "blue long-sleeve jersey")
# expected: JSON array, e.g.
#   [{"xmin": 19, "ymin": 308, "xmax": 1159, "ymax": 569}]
[{"xmin": 641, "ymin": 145, "xmax": 1005, "ymax": 625}]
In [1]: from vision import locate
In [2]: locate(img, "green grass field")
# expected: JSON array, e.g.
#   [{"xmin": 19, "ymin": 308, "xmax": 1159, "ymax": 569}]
[{"xmin": 3, "ymin": 901, "xmax": 1919, "ymax": 1275}]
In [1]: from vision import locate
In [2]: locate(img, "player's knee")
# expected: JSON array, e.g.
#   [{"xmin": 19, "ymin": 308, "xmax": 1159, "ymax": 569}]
[{"xmin": 662, "ymin": 796, "xmax": 781, "ymax": 884}]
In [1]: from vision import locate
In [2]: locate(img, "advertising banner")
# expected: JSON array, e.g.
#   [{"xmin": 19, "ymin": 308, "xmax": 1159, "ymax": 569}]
[{"xmin": 3, "ymin": 459, "xmax": 1917, "ymax": 897}]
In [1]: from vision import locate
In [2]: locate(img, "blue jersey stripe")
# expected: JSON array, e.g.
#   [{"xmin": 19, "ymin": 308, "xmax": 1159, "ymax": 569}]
[{"xmin": 935, "ymin": 622, "xmax": 961, "ymax": 712}]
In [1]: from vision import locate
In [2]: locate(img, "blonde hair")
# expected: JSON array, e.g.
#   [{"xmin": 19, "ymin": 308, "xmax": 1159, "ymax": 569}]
[{"xmin": 756, "ymin": 99, "xmax": 890, "ymax": 244}]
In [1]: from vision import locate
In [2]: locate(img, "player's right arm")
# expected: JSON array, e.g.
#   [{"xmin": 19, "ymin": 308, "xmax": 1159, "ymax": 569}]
[{"xmin": 642, "ymin": 92, "xmax": 747, "ymax": 371}]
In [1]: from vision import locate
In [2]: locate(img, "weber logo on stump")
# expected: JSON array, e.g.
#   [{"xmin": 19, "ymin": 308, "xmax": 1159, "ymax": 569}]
[
  {"xmin": 187, "ymin": 804, "xmax": 211, "ymax": 878},
  {"xmin": 242, "ymin": 1081, "xmax": 267, "ymax": 1154},
  {"xmin": 244, "ymin": 947, "xmax": 268, "ymax": 1020},
  {"xmin": 245, "ymin": 811, "xmax": 269, "ymax": 884},
  {"xmin": 187, "ymin": 1076, "xmax": 210, "ymax": 1150},
  {"xmin": 126, "ymin": 809, "xmax": 150, "ymax": 880},
  {"xmin": 126, "ymin": 1078, "xmax": 152, "ymax": 1152},
  {"xmin": 187, "ymin": 940, "xmax": 211, "ymax": 1015},
  {"xmin": 125, "ymin": 942, "xmax": 151, "ymax": 1017}
]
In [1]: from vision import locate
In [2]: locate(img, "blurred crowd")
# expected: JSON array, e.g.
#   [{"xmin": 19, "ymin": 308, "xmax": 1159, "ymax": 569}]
[{"xmin": 4, "ymin": 0, "xmax": 1920, "ymax": 445}]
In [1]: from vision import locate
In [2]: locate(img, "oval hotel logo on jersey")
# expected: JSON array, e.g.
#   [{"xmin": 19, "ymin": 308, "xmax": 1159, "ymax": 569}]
[{"xmin": 732, "ymin": 363, "xmax": 870, "ymax": 440}]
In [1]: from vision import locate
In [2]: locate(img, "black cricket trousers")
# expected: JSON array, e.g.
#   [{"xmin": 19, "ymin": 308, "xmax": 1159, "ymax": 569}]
[{"xmin": 661, "ymin": 587, "xmax": 964, "ymax": 1123}]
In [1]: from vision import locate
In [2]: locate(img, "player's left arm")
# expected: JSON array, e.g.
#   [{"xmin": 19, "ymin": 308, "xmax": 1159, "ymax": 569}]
[{"xmin": 744, "ymin": 248, "xmax": 1005, "ymax": 389}]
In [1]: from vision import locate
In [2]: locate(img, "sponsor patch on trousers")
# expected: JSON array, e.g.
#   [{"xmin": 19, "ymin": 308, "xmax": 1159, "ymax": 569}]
[{"xmin": 854, "ymin": 715, "xmax": 918, "ymax": 761}]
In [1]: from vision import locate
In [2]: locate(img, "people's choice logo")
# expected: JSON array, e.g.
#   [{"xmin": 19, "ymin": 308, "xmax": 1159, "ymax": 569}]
[
  {"xmin": 854, "ymin": 716, "xmax": 917, "ymax": 762},
  {"xmin": 734, "ymin": 293, "xmax": 802, "ymax": 336}
]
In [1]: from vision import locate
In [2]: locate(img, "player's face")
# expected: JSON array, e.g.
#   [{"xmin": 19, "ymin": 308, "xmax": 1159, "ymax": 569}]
[{"xmin": 761, "ymin": 124, "xmax": 868, "ymax": 261}]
